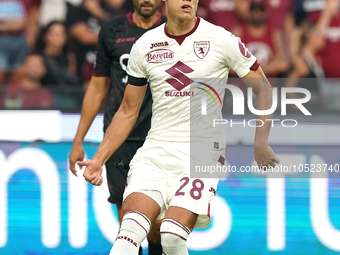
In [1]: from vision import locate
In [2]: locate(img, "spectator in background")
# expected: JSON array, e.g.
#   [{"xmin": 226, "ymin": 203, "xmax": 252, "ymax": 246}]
[
  {"xmin": 35, "ymin": 21, "xmax": 81, "ymax": 110},
  {"xmin": 0, "ymin": 0, "xmax": 29, "ymax": 86},
  {"xmin": 307, "ymin": 0, "xmax": 340, "ymax": 78},
  {"xmin": 233, "ymin": 0, "xmax": 289, "ymax": 77},
  {"xmin": 35, "ymin": 21, "xmax": 79, "ymax": 87},
  {"xmin": 306, "ymin": 0, "xmax": 340, "ymax": 110},
  {"xmin": 0, "ymin": 52, "xmax": 53, "ymax": 109},
  {"xmin": 197, "ymin": 0, "xmax": 250, "ymax": 31},
  {"xmin": 65, "ymin": 0, "xmax": 128, "ymax": 84},
  {"xmin": 294, "ymin": 0, "xmax": 326, "ymax": 25},
  {"xmin": 285, "ymin": 22, "xmax": 325, "ymax": 108},
  {"xmin": 265, "ymin": 0, "xmax": 295, "ymax": 54},
  {"xmin": 26, "ymin": 0, "xmax": 41, "ymax": 49},
  {"xmin": 39, "ymin": 0, "xmax": 66, "ymax": 26}
]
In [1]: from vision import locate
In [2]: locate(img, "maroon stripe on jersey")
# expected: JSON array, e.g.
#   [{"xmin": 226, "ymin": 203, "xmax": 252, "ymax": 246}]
[
  {"xmin": 127, "ymin": 11, "xmax": 163, "ymax": 27},
  {"xmin": 165, "ymin": 17, "xmax": 201, "ymax": 45},
  {"xmin": 250, "ymin": 60, "xmax": 260, "ymax": 71},
  {"xmin": 154, "ymin": 12, "xmax": 163, "ymax": 27},
  {"xmin": 122, "ymin": 218, "xmax": 148, "ymax": 234},
  {"xmin": 162, "ymin": 218, "xmax": 190, "ymax": 235},
  {"xmin": 125, "ymin": 211, "xmax": 151, "ymax": 226},
  {"xmin": 160, "ymin": 231, "xmax": 187, "ymax": 241},
  {"xmin": 207, "ymin": 203, "xmax": 211, "ymax": 218},
  {"xmin": 127, "ymin": 12, "xmax": 137, "ymax": 26},
  {"xmin": 92, "ymin": 72, "xmax": 108, "ymax": 77},
  {"xmin": 218, "ymin": 156, "xmax": 225, "ymax": 165}
]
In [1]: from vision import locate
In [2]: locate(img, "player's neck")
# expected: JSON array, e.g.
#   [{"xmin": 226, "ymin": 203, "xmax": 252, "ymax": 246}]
[
  {"xmin": 132, "ymin": 12, "xmax": 159, "ymax": 29},
  {"xmin": 165, "ymin": 16, "xmax": 197, "ymax": 36}
]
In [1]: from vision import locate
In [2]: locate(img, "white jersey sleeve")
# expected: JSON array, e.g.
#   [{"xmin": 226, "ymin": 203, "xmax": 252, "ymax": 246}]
[
  {"xmin": 223, "ymin": 33, "xmax": 259, "ymax": 78},
  {"xmin": 127, "ymin": 41, "xmax": 148, "ymax": 86}
]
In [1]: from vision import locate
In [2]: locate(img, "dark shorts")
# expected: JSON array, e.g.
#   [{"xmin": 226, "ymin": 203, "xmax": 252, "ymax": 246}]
[{"xmin": 105, "ymin": 140, "xmax": 144, "ymax": 204}]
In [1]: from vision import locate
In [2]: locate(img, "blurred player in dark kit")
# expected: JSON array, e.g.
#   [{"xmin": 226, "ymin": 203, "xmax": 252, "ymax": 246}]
[{"xmin": 69, "ymin": 0, "xmax": 166, "ymax": 254}]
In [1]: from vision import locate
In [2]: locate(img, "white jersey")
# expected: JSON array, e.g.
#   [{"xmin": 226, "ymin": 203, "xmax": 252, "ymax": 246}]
[{"xmin": 127, "ymin": 17, "xmax": 258, "ymax": 145}]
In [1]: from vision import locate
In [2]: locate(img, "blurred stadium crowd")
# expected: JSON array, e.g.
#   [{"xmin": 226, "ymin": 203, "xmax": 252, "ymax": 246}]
[{"xmin": 0, "ymin": 0, "xmax": 339, "ymax": 111}]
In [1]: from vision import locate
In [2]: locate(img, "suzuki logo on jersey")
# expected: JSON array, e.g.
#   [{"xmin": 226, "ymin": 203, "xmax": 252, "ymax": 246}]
[
  {"xmin": 146, "ymin": 49, "xmax": 174, "ymax": 63},
  {"xmin": 150, "ymin": 41, "xmax": 169, "ymax": 49},
  {"xmin": 194, "ymin": 41, "xmax": 210, "ymax": 59},
  {"xmin": 165, "ymin": 61, "xmax": 194, "ymax": 91},
  {"xmin": 165, "ymin": 61, "xmax": 195, "ymax": 97}
]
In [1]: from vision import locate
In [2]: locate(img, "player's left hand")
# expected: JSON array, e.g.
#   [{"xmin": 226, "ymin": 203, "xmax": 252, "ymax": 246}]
[
  {"xmin": 254, "ymin": 143, "xmax": 280, "ymax": 170},
  {"xmin": 77, "ymin": 159, "xmax": 103, "ymax": 186}
]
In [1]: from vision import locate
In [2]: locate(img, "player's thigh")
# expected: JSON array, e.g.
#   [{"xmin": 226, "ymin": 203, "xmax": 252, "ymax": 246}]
[
  {"xmin": 164, "ymin": 206, "xmax": 198, "ymax": 231},
  {"xmin": 122, "ymin": 192, "xmax": 161, "ymax": 224},
  {"xmin": 169, "ymin": 175, "xmax": 218, "ymax": 228}
]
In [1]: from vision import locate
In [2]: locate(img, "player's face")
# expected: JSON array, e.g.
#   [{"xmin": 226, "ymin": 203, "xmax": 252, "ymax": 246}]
[
  {"xmin": 165, "ymin": 0, "xmax": 198, "ymax": 22},
  {"xmin": 134, "ymin": 0, "xmax": 161, "ymax": 18}
]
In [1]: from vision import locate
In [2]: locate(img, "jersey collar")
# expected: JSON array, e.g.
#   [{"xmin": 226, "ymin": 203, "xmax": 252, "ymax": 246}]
[
  {"xmin": 164, "ymin": 16, "xmax": 200, "ymax": 45},
  {"xmin": 127, "ymin": 11, "xmax": 163, "ymax": 28}
]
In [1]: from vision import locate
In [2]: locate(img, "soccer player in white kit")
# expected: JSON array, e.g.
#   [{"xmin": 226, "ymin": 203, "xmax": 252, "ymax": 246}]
[{"xmin": 78, "ymin": 0, "xmax": 280, "ymax": 253}]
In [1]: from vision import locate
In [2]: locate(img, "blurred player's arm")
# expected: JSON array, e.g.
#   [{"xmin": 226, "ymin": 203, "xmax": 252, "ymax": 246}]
[
  {"xmin": 78, "ymin": 84, "xmax": 146, "ymax": 186},
  {"xmin": 261, "ymin": 30, "xmax": 289, "ymax": 76},
  {"xmin": 69, "ymin": 22, "xmax": 98, "ymax": 45},
  {"xmin": 242, "ymin": 67, "xmax": 280, "ymax": 168},
  {"xmin": 69, "ymin": 76, "xmax": 109, "ymax": 176},
  {"xmin": 314, "ymin": 0, "xmax": 340, "ymax": 36},
  {"xmin": 284, "ymin": 11, "xmax": 296, "ymax": 57}
]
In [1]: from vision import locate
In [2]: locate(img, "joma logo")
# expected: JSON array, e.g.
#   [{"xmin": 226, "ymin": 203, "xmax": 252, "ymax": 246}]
[{"xmin": 150, "ymin": 41, "xmax": 169, "ymax": 49}]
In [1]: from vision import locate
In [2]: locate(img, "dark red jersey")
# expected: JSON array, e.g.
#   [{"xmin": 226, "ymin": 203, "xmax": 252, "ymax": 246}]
[
  {"xmin": 265, "ymin": 0, "xmax": 294, "ymax": 31},
  {"xmin": 197, "ymin": 0, "xmax": 242, "ymax": 31},
  {"xmin": 239, "ymin": 25, "xmax": 275, "ymax": 65}
]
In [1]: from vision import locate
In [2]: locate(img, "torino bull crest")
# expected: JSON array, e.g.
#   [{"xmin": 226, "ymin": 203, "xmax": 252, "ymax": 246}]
[{"xmin": 194, "ymin": 41, "xmax": 210, "ymax": 59}]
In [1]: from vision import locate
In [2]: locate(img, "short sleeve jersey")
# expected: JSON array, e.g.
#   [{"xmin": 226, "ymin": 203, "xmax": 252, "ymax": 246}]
[
  {"xmin": 93, "ymin": 12, "xmax": 166, "ymax": 140},
  {"xmin": 127, "ymin": 17, "xmax": 259, "ymax": 143}
]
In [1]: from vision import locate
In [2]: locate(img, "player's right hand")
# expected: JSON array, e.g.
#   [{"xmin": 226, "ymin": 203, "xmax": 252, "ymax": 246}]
[
  {"xmin": 69, "ymin": 143, "xmax": 85, "ymax": 177},
  {"xmin": 78, "ymin": 159, "xmax": 103, "ymax": 186}
]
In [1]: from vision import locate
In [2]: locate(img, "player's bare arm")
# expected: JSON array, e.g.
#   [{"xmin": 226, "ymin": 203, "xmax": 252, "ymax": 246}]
[
  {"xmin": 69, "ymin": 23, "xmax": 98, "ymax": 45},
  {"xmin": 69, "ymin": 76, "xmax": 108, "ymax": 176},
  {"xmin": 78, "ymin": 84, "xmax": 147, "ymax": 185},
  {"xmin": 242, "ymin": 67, "xmax": 280, "ymax": 168}
]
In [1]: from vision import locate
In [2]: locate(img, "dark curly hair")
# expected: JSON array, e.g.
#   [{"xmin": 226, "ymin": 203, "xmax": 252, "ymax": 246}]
[{"xmin": 35, "ymin": 21, "xmax": 73, "ymax": 54}]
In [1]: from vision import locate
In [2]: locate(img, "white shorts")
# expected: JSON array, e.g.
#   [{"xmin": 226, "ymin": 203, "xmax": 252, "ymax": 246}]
[{"xmin": 123, "ymin": 138, "xmax": 222, "ymax": 228}]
